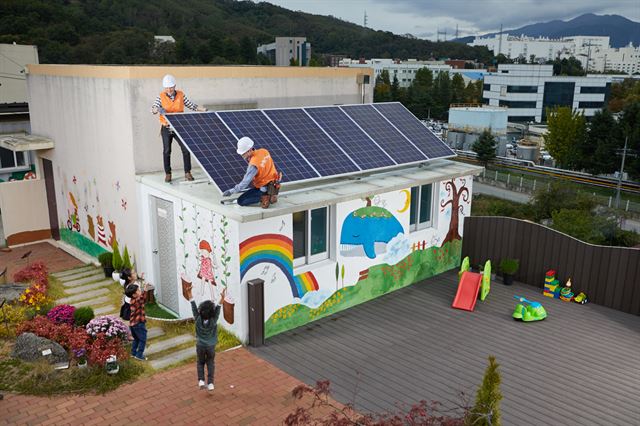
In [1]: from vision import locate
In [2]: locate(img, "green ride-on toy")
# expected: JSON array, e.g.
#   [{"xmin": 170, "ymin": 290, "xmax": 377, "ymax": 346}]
[{"xmin": 512, "ymin": 296, "xmax": 547, "ymax": 322}]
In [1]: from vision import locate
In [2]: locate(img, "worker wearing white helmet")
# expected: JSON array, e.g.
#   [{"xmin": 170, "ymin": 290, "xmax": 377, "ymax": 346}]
[
  {"xmin": 151, "ymin": 74, "xmax": 207, "ymax": 183},
  {"xmin": 222, "ymin": 137, "xmax": 282, "ymax": 209}
]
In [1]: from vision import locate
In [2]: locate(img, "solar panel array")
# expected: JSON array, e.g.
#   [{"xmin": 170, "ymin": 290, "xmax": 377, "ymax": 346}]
[{"xmin": 165, "ymin": 102, "xmax": 454, "ymax": 193}]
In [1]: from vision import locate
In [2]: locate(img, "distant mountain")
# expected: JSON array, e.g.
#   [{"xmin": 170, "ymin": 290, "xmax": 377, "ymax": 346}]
[{"xmin": 457, "ymin": 14, "xmax": 640, "ymax": 47}]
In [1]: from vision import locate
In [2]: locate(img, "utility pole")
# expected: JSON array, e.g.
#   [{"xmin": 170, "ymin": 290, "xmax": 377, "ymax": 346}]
[
  {"xmin": 455, "ymin": 24, "xmax": 459, "ymax": 40},
  {"xmin": 363, "ymin": 10, "xmax": 368, "ymax": 28},
  {"xmin": 586, "ymin": 40, "xmax": 591, "ymax": 74},
  {"xmin": 615, "ymin": 136, "xmax": 637, "ymax": 209}
]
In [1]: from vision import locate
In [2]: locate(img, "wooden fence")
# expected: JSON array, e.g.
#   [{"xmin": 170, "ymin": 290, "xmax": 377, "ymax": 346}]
[{"xmin": 462, "ymin": 216, "xmax": 640, "ymax": 315}]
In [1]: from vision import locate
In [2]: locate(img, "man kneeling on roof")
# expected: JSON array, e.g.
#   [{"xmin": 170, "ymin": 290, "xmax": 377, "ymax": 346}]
[{"xmin": 222, "ymin": 137, "xmax": 282, "ymax": 209}]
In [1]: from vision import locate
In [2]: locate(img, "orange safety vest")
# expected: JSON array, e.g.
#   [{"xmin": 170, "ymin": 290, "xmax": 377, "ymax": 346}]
[
  {"xmin": 249, "ymin": 148, "xmax": 278, "ymax": 189},
  {"xmin": 158, "ymin": 90, "xmax": 185, "ymax": 126}
]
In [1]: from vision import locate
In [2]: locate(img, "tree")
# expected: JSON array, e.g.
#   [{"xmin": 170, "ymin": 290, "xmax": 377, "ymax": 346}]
[
  {"xmin": 549, "ymin": 57, "xmax": 585, "ymax": 76},
  {"xmin": 466, "ymin": 356, "xmax": 502, "ymax": 426},
  {"xmin": 239, "ymin": 36, "xmax": 257, "ymax": 64},
  {"xmin": 464, "ymin": 80, "xmax": 482, "ymax": 104},
  {"xmin": 577, "ymin": 109, "xmax": 623, "ymax": 174},
  {"xmin": 529, "ymin": 181, "xmax": 595, "ymax": 222},
  {"xmin": 432, "ymin": 72, "xmax": 451, "ymax": 120},
  {"xmin": 608, "ymin": 79, "xmax": 640, "ymax": 113},
  {"xmin": 374, "ymin": 70, "xmax": 392, "ymax": 102},
  {"xmin": 472, "ymin": 130, "xmax": 497, "ymax": 166},
  {"xmin": 543, "ymin": 106, "xmax": 586, "ymax": 169},
  {"xmin": 111, "ymin": 240, "xmax": 123, "ymax": 271},
  {"xmin": 440, "ymin": 178, "xmax": 469, "ymax": 244},
  {"xmin": 619, "ymin": 102, "xmax": 640, "ymax": 180},
  {"xmin": 390, "ymin": 75, "xmax": 400, "ymax": 101},
  {"xmin": 451, "ymin": 74, "xmax": 466, "ymax": 104}
]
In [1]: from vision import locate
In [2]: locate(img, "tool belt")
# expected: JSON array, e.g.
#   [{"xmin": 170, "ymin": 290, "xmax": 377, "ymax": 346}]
[{"xmin": 261, "ymin": 172, "xmax": 282, "ymax": 209}]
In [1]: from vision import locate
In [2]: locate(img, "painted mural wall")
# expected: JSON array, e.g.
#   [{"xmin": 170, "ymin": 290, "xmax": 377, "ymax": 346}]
[{"xmin": 238, "ymin": 176, "xmax": 473, "ymax": 339}]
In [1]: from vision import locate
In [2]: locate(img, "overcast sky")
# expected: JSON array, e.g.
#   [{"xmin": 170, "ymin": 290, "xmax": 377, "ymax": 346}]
[{"xmin": 256, "ymin": 0, "xmax": 640, "ymax": 40}]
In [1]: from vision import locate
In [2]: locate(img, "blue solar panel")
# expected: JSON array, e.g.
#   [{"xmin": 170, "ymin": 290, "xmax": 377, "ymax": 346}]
[
  {"xmin": 217, "ymin": 110, "xmax": 319, "ymax": 183},
  {"xmin": 165, "ymin": 113, "xmax": 247, "ymax": 191},
  {"xmin": 373, "ymin": 103, "xmax": 455, "ymax": 158},
  {"xmin": 340, "ymin": 105, "xmax": 428, "ymax": 164},
  {"xmin": 304, "ymin": 107, "xmax": 396, "ymax": 170},
  {"xmin": 264, "ymin": 109, "xmax": 360, "ymax": 176}
]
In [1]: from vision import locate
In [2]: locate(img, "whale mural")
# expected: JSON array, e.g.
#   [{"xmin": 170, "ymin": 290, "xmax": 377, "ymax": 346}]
[{"xmin": 340, "ymin": 204, "xmax": 404, "ymax": 259}]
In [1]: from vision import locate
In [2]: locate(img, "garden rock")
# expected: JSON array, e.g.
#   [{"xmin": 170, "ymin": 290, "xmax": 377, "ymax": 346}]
[
  {"xmin": 0, "ymin": 283, "xmax": 30, "ymax": 303},
  {"xmin": 11, "ymin": 333, "xmax": 69, "ymax": 364}
]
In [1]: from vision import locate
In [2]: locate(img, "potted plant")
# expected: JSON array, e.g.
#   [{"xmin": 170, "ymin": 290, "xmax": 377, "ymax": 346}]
[
  {"xmin": 111, "ymin": 240, "xmax": 123, "ymax": 281},
  {"xmin": 74, "ymin": 348, "xmax": 88, "ymax": 369},
  {"xmin": 105, "ymin": 355, "xmax": 119, "ymax": 375},
  {"xmin": 98, "ymin": 252, "xmax": 114, "ymax": 278},
  {"xmin": 500, "ymin": 258, "xmax": 519, "ymax": 286}
]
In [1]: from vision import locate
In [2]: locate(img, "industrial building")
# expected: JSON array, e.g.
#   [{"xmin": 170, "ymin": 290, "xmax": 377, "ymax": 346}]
[
  {"xmin": 447, "ymin": 105, "xmax": 509, "ymax": 154},
  {"xmin": 482, "ymin": 64, "xmax": 611, "ymax": 123},
  {"xmin": 256, "ymin": 37, "xmax": 311, "ymax": 66}
]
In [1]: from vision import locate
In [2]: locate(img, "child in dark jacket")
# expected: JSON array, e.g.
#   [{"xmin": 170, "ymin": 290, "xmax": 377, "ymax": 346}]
[
  {"xmin": 125, "ymin": 282, "xmax": 150, "ymax": 361},
  {"xmin": 186, "ymin": 285, "xmax": 223, "ymax": 391}
]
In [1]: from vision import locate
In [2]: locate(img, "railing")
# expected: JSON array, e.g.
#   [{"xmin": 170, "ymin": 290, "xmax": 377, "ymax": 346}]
[{"xmin": 462, "ymin": 216, "xmax": 640, "ymax": 315}]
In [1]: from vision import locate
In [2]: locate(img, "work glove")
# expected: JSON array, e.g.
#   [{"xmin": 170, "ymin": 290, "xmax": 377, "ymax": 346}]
[{"xmin": 222, "ymin": 189, "xmax": 232, "ymax": 197}]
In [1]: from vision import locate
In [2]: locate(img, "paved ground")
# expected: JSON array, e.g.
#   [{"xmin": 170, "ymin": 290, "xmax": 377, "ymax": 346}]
[
  {"xmin": 0, "ymin": 241, "xmax": 83, "ymax": 279},
  {"xmin": 253, "ymin": 270, "xmax": 640, "ymax": 426},
  {"xmin": 1, "ymin": 347, "xmax": 334, "ymax": 425},
  {"xmin": 473, "ymin": 181, "xmax": 532, "ymax": 204}
]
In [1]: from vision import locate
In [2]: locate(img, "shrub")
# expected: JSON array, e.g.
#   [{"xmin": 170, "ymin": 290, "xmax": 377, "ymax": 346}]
[
  {"xmin": 112, "ymin": 240, "xmax": 123, "ymax": 271},
  {"xmin": 0, "ymin": 302, "xmax": 30, "ymax": 337},
  {"xmin": 466, "ymin": 356, "xmax": 502, "ymax": 426},
  {"xmin": 14, "ymin": 262, "xmax": 50, "ymax": 312},
  {"xmin": 122, "ymin": 245, "xmax": 132, "ymax": 270},
  {"xmin": 17, "ymin": 316, "xmax": 89, "ymax": 351},
  {"xmin": 46, "ymin": 305, "xmax": 76, "ymax": 325},
  {"xmin": 98, "ymin": 252, "xmax": 112, "ymax": 268},
  {"xmin": 87, "ymin": 334, "xmax": 129, "ymax": 366},
  {"xmin": 86, "ymin": 316, "xmax": 129, "ymax": 341},
  {"xmin": 499, "ymin": 258, "xmax": 519, "ymax": 275},
  {"xmin": 73, "ymin": 306, "xmax": 95, "ymax": 327}
]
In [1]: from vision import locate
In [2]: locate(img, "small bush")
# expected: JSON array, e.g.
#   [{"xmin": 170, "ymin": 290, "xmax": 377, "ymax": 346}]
[
  {"xmin": 73, "ymin": 306, "xmax": 95, "ymax": 327},
  {"xmin": 499, "ymin": 258, "xmax": 519, "ymax": 275},
  {"xmin": 122, "ymin": 245, "xmax": 132, "ymax": 270},
  {"xmin": 98, "ymin": 252, "xmax": 112, "ymax": 268},
  {"xmin": 466, "ymin": 356, "xmax": 502, "ymax": 426},
  {"xmin": 46, "ymin": 305, "xmax": 76, "ymax": 325},
  {"xmin": 111, "ymin": 240, "xmax": 123, "ymax": 271}
]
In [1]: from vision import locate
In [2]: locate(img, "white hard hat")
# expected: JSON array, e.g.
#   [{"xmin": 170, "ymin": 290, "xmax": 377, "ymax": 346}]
[
  {"xmin": 237, "ymin": 136, "xmax": 254, "ymax": 155},
  {"xmin": 162, "ymin": 74, "xmax": 176, "ymax": 88}
]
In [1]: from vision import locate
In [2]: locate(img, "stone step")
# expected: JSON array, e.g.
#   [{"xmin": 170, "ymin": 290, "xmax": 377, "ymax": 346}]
[
  {"xmin": 58, "ymin": 288, "xmax": 109, "ymax": 304},
  {"xmin": 72, "ymin": 296, "xmax": 110, "ymax": 309},
  {"xmin": 93, "ymin": 305, "xmax": 119, "ymax": 316},
  {"xmin": 57, "ymin": 269, "xmax": 103, "ymax": 282},
  {"xmin": 51, "ymin": 265, "xmax": 95, "ymax": 278},
  {"xmin": 150, "ymin": 347, "xmax": 196, "ymax": 370},
  {"xmin": 62, "ymin": 273, "xmax": 109, "ymax": 288},
  {"xmin": 145, "ymin": 334, "xmax": 194, "ymax": 356},
  {"xmin": 147, "ymin": 327, "xmax": 166, "ymax": 340},
  {"xmin": 63, "ymin": 279, "xmax": 113, "ymax": 295}
]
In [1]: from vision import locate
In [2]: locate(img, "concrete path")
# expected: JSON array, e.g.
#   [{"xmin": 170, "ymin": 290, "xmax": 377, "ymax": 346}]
[{"xmin": 473, "ymin": 181, "xmax": 532, "ymax": 204}]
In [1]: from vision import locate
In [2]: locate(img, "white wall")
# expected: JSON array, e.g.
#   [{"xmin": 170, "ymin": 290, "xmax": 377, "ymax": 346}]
[{"xmin": 0, "ymin": 44, "xmax": 38, "ymax": 104}]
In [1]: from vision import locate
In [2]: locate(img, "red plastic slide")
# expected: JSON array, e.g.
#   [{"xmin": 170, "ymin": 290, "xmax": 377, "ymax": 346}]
[{"xmin": 452, "ymin": 271, "xmax": 483, "ymax": 311}]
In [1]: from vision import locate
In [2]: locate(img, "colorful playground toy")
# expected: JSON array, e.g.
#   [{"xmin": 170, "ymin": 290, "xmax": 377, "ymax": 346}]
[
  {"xmin": 574, "ymin": 292, "xmax": 588, "ymax": 304},
  {"xmin": 452, "ymin": 257, "xmax": 491, "ymax": 311},
  {"xmin": 543, "ymin": 269, "xmax": 561, "ymax": 298},
  {"xmin": 512, "ymin": 296, "xmax": 547, "ymax": 322},
  {"xmin": 559, "ymin": 278, "xmax": 574, "ymax": 302}
]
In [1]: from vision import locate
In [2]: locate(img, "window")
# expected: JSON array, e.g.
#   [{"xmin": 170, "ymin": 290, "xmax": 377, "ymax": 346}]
[
  {"xmin": 580, "ymin": 86, "xmax": 607, "ymax": 94},
  {"xmin": 409, "ymin": 184, "xmax": 435, "ymax": 231},
  {"xmin": 508, "ymin": 115, "xmax": 536, "ymax": 123},
  {"xmin": 483, "ymin": 83, "xmax": 490, "ymax": 91},
  {"xmin": 499, "ymin": 100, "xmax": 537, "ymax": 108},
  {"xmin": 542, "ymin": 82, "xmax": 575, "ymax": 113},
  {"xmin": 0, "ymin": 148, "xmax": 29, "ymax": 171},
  {"xmin": 293, "ymin": 207, "xmax": 329, "ymax": 267},
  {"xmin": 578, "ymin": 101, "xmax": 603, "ymax": 108},
  {"xmin": 507, "ymin": 85, "xmax": 537, "ymax": 93}
]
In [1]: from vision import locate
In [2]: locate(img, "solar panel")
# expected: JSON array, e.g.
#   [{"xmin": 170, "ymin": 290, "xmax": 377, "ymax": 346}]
[
  {"xmin": 373, "ymin": 103, "xmax": 455, "ymax": 158},
  {"xmin": 165, "ymin": 113, "xmax": 247, "ymax": 191},
  {"xmin": 217, "ymin": 110, "xmax": 319, "ymax": 183},
  {"xmin": 340, "ymin": 104, "xmax": 428, "ymax": 164},
  {"xmin": 304, "ymin": 106, "xmax": 396, "ymax": 170},
  {"xmin": 264, "ymin": 109, "xmax": 360, "ymax": 176}
]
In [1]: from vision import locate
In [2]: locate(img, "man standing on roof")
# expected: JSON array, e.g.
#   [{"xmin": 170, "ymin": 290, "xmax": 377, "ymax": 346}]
[
  {"xmin": 222, "ymin": 137, "xmax": 281, "ymax": 209},
  {"xmin": 151, "ymin": 74, "xmax": 207, "ymax": 183}
]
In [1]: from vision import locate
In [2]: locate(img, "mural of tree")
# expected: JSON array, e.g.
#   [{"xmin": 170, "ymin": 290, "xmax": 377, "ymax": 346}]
[{"xmin": 440, "ymin": 178, "xmax": 469, "ymax": 245}]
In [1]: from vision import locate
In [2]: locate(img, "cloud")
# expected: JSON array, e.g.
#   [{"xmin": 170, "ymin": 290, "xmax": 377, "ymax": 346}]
[{"xmin": 259, "ymin": 0, "xmax": 639, "ymax": 39}]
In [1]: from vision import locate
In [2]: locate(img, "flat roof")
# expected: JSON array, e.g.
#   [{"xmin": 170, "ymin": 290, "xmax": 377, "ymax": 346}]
[
  {"xmin": 0, "ymin": 133, "xmax": 54, "ymax": 151},
  {"xmin": 136, "ymin": 159, "xmax": 482, "ymax": 223}
]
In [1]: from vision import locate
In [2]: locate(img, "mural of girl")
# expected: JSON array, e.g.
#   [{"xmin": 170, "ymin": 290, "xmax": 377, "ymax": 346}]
[{"xmin": 197, "ymin": 239, "xmax": 216, "ymax": 299}]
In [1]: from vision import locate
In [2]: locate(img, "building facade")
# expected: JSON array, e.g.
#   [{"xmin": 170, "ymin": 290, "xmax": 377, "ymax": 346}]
[
  {"xmin": 257, "ymin": 37, "xmax": 311, "ymax": 66},
  {"xmin": 447, "ymin": 106, "xmax": 508, "ymax": 153},
  {"xmin": 338, "ymin": 58, "xmax": 487, "ymax": 87},
  {"xmin": 469, "ymin": 35, "xmax": 639, "ymax": 75},
  {"xmin": 482, "ymin": 64, "xmax": 611, "ymax": 123}
]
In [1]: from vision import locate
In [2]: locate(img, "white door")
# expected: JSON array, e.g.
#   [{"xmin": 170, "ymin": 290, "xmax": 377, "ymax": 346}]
[{"xmin": 151, "ymin": 196, "xmax": 179, "ymax": 314}]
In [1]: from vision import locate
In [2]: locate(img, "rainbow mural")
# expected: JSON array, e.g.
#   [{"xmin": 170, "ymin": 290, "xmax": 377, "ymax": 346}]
[
  {"xmin": 294, "ymin": 271, "xmax": 320, "ymax": 298},
  {"xmin": 239, "ymin": 234, "xmax": 297, "ymax": 296}
]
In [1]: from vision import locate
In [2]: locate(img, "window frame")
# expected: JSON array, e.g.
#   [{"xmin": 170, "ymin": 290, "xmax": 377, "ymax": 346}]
[
  {"xmin": 0, "ymin": 148, "xmax": 30, "ymax": 173},
  {"xmin": 293, "ymin": 206, "xmax": 331, "ymax": 268},
  {"xmin": 409, "ymin": 183, "xmax": 437, "ymax": 232}
]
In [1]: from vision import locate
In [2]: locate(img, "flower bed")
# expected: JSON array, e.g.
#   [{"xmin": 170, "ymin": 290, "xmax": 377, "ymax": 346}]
[
  {"xmin": 14, "ymin": 262, "xmax": 50, "ymax": 313},
  {"xmin": 47, "ymin": 305, "xmax": 76, "ymax": 325}
]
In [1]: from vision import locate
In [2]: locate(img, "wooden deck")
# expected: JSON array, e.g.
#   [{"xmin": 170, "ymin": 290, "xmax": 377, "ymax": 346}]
[{"xmin": 252, "ymin": 270, "xmax": 640, "ymax": 425}]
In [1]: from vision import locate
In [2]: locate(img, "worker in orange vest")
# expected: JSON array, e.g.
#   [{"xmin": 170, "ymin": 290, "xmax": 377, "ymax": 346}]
[
  {"xmin": 151, "ymin": 74, "xmax": 207, "ymax": 183},
  {"xmin": 222, "ymin": 137, "xmax": 282, "ymax": 208}
]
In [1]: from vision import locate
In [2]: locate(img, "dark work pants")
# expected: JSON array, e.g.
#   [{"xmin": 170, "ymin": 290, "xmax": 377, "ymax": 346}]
[
  {"xmin": 161, "ymin": 126, "xmax": 191, "ymax": 174},
  {"xmin": 130, "ymin": 322, "xmax": 147, "ymax": 359},
  {"xmin": 237, "ymin": 187, "xmax": 264, "ymax": 206},
  {"xmin": 196, "ymin": 345, "xmax": 216, "ymax": 383}
]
